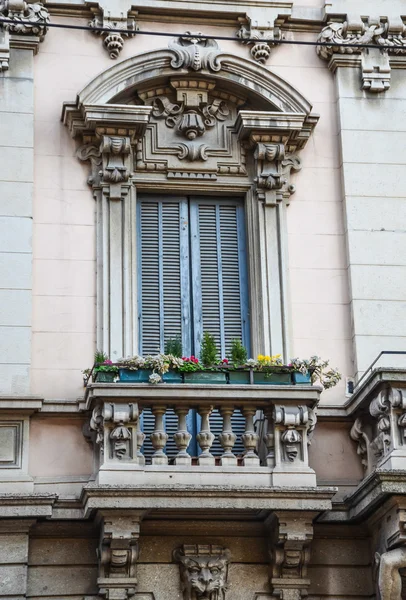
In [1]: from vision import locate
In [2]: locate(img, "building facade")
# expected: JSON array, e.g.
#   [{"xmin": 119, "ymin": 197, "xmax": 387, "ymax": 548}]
[{"xmin": 1, "ymin": 0, "xmax": 406, "ymax": 597}]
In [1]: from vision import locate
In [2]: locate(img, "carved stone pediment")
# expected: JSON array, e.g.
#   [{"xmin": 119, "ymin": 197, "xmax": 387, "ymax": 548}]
[{"xmin": 135, "ymin": 78, "xmax": 248, "ymax": 179}]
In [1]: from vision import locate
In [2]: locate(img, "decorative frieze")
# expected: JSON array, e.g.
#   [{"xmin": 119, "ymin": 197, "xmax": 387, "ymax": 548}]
[
  {"xmin": 317, "ymin": 19, "xmax": 406, "ymax": 93},
  {"xmin": 174, "ymin": 544, "xmax": 230, "ymax": 600}
]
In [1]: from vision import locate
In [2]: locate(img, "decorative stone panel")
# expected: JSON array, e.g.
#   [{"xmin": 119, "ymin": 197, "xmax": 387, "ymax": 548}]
[
  {"xmin": 0, "ymin": 420, "xmax": 23, "ymax": 467},
  {"xmin": 174, "ymin": 544, "xmax": 230, "ymax": 600}
]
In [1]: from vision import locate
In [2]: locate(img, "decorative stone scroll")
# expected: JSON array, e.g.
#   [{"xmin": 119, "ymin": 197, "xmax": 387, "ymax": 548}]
[
  {"xmin": 169, "ymin": 33, "xmax": 222, "ymax": 72},
  {"xmin": 350, "ymin": 384, "xmax": 406, "ymax": 473},
  {"xmin": 317, "ymin": 19, "xmax": 406, "ymax": 93},
  {"xmin": 0, "ymin": 0, "xmax": 49, "ymax": 70},
  {"xmin": 174, "ymin": 544, "xmax": 230, "ymax": 600}
]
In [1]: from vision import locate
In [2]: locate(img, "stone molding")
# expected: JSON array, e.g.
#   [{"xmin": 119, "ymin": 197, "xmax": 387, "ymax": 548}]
[
  {"xmin": 316, "ymin": 19, "xmax": 406, "ymax": 92},
  {"xmin": 0, "ymin": 0, "xmax": 49, "ymax": 70}
]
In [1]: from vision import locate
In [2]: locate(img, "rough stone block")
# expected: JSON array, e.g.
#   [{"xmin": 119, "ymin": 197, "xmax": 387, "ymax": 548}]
[
  {"xmin": 341, "ymin": 130, "xmax": 406, "ymax": 165},
  {"xmin": 345, "ymin": 196, "xmax": 406, "ymax": 232},
  {"xmin": 0, "ymin": 565, "xmax": 27, "ymax": 595},
  {"xmin": 347, "ymin": 230, "xmax": 406, "ymax": 266},
  {"xmin": 27, "ymin": 566, "xmax": 97, "ymax": 596},
  {"xmin": 0, "ymin": 78, "xmax": 33, "ymax": 113},
  {"xmin": 0, "ymin": 364, "xmax": 30, "ymax": 395},
  {"xmin": 338, "ymin": 97, "xmax": 406, "ymax": 132},
  {"xmin": 28, "ymin": 538, "xmax": 97, "ymax": 566},
  {"xmin": 342, "ymin": 164, "xmax": 405, "ymax": 198},
  {"xmin": 350, "ymin": 265, "xmax": 406, "ymax": 301},
  {"xmin": 352, "ymin": 300, "xmax": 406, "ymax": 337},
  {"xmin": 0, "ymin": 534, "xmax": 28, "ymax": 563}
]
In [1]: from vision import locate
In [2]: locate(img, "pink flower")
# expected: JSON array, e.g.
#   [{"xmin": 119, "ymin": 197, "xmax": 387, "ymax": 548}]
[{"xmin": 103, "ymin": 359, "xmax": 113, "ymax": 365}]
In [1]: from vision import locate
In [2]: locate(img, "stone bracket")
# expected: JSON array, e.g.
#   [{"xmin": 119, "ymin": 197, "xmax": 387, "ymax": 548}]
[
  {"xmin": 0, "ymin": 0, "xmax": 49, "ymax": 70},
  {"xmin": 267, "ymin": 511, "xmax": 315, "ymax": 600},
  {"xmin": 316, "ymin": 18, "xmax": 406, "ymax": 93},
  {"xmin": 89, "ymin": 5, "xmax": 138, "ymax": 59},
  {"xmin": 97, "ymin": 510, "xmax": 148, "ymax": 600},
  {"xmin": 235, "ymin": 5, "xmax": 292, "ymax": 63},
  {"xmin": 90, "ymin": 402, "xmax": 141, "ymax": 466},
  {"xmin": 174, "ymin": 544, "xmax": 231, "ymax": 600}
]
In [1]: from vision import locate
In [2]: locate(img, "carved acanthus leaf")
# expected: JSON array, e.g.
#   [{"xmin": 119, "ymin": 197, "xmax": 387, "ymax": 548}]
[{"xmin": 169, "ymin": 32, "xmax": 222, "ymax": 72}]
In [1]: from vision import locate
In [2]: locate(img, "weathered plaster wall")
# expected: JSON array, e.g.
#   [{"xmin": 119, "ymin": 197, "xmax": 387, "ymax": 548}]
[{"xmin": 31, "ymin": 20, "xmax": 351, "ymax": 404}]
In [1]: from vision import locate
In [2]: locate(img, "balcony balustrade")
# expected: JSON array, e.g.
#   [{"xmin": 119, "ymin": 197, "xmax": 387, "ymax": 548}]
[{"xmin": 83, "ymin": 382, "xmax": 319, "ymax": 487}]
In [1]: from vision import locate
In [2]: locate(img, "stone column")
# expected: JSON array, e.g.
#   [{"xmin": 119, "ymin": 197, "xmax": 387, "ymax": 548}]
[{"xmin": 0, "ymin": 2, "xmax": 49, "ymax": 394}]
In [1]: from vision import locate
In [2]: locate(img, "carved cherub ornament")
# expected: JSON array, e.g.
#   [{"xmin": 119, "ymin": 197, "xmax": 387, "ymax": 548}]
[{"xmin": 174, "ymin": 544, "xmax": 230, "ymax": 600}]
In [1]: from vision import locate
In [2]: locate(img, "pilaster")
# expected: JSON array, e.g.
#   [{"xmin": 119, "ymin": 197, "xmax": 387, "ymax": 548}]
[{"xmin": 62, "ymin": 104, "xmax": 152, "ymax": 360}]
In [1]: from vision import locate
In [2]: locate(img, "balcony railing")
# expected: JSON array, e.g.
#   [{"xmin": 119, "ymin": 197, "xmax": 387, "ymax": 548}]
[{"xmin": 84, "ymin": 382, "xmax": 320, "ymax": 487}]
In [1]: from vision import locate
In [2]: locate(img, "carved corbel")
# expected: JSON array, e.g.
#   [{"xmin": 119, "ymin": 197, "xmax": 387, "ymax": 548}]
[
  {"xmin": 90, "ymin": 402, "xmax": 139, "ymax": 464},
  {"xmin": 174, "ymin": 544, "xmax": 230, "ymax": 600},
  {"xmin": 316, "ymin": 19, "xmax": 406, "ymax": 93},
  {"xmin": 89, "ymin": 8, "xmax": 137, "ymax": 59},
  {"xmin": 253, "ymin": 142, "xmax": 301, "ymax": 205},
  {"xmin": 267, "ymin": 512, "xmax": 314, "ymax": 600},
  {"xmin": 274, "ymin": 405, "xmax": 309, "ymax": 464},
  {"xmin": 98, "ymin": 511, "xmax": 147, "ymax": 600},
  {"xmin": 169, "ymin": 32, "xmax": 222, "ymax": 72},
  {"xmin": 236, "ymin": 22, "xmax": 281, "ymax": 63},
  {"xmin": 0, "ymin": 0, "xmax": 49, "ymax": 70}
]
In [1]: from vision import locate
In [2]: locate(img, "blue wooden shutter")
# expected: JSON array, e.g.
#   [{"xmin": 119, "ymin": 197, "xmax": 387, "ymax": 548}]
[
  {"xmin": 138, "ymin": 197, "xmax": 191, "ymax": 355},
  {"xmin": 190, "ymin": 198, "xmax": 250, "ymax": 359}
]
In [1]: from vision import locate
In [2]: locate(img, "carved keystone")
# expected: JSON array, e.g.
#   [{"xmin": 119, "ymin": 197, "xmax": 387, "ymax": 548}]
[{"xmin": 174, "ymin": 544, "xmax": 231, "ymax": 600}]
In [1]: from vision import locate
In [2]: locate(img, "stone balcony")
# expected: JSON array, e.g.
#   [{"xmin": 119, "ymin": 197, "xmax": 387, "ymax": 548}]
[{"xmin": 83, "ymin": 382, "xmax": 320, "ymax": 488}]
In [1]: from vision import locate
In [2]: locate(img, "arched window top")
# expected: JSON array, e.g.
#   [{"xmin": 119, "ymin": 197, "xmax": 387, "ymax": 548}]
[{"xmin": 74, "ymin": 42, "xmax": 314, "ymax": 115}]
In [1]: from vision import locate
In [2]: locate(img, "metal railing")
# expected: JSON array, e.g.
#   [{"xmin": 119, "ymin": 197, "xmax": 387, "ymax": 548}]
[{"xmin": 353, "ymin": 351, "xmax": 406, "ymax": 392}]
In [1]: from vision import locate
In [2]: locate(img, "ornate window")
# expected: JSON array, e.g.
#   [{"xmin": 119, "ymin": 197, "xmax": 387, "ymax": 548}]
[
  {"xmin": 138, "ymin": 195, "xmax": 249, "ymax": 357},
  {"xmin": 63, "ymin": 34, "xmax": 318, "ymax": 362}
]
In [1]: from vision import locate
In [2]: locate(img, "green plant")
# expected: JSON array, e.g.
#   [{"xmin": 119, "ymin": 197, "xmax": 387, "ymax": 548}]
[
  {"xmin": 164, "ymin": 337, "xmax": 183, "ymax": 358},
  {"xmin": 200, "ymin": 331, "xmax": 219, "ymax": 367},
  {"xmin": 230, "ymin": 339, "xmax": 247, "ymax": 366},
  {"xmin": 94, "ymin": 349, "xmax": 109, "ymax": 365}
]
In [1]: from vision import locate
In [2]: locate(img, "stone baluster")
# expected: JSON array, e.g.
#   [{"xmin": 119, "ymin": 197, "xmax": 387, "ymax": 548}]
[
  {"xmin": 174, "ymin": 407, "xmax": 192, "ymax": 466},
  {"xmin": 242, "ymin": 406, "xmax": 260, "ymax": 466},
  {"xmin": 264, "ymin": 407, "xmax": 275, "ymax": 468},
  {"xmin": 219, "ymin": 407, "xmax": 237, "ymax": 466},
  {"xmin": 150, "ymin": 405, "xmax": 168, "ymax": 465},
  {"xmin": 136, "ymin": 411, "xmax": 146, "ymax": 466},
  {"xmin": 197, "ymin": 406, "xmax": 215, "ymax": 466}
]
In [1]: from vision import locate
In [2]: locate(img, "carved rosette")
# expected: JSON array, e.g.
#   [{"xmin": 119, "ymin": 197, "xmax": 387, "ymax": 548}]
[
  {"xmin": 90, "ymin": 402, "xmax": 139, "ymax": 464},
  {"xmin": 174, "ymin": 544, "xmax": 230, "ymax": 600},
  {"xmin": 89, "ymin": 12, "xmax": 137, "ymax": 59},
  {"xmin": 316, "ymin": 19, "xmax": 406, "ymax": 93}
]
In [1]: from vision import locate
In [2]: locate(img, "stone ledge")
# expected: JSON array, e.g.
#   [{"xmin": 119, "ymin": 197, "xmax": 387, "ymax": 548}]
[{"xmin": 0, "ymin": 493, "xmax": 56, "ymax": 517}]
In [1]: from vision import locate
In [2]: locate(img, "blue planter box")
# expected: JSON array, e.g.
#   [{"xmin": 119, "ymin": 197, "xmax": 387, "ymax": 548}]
[
  {"xmin": 253, "ymin": 372, "xmax": 292, "ymax": 385},
  {"xmin": 183, "ymin": 372, "xmax": 227, "ymax": 385},
  {"xmin": 228, "ymin": 371, "xmax": 251, "ymax": 384},
  {"xmin": 292, "ymin": 372, "xmax": 312, "ymax": 385},
  {"xmin": 162, "ymin": 370, "xmax": 183, "ymax": 384},
  {"xmin": 95, "ymin": 371, "xmax": 116, "ymax": 383},
  {"xmin": 119, "ymin": 368, "xmax": 152, "ymax": 383}
]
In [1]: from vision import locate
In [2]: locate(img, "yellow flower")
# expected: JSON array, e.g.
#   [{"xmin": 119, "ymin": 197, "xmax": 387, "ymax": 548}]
[
  {"xmin": 264, "ymin": 355, "xmax": 271, "ymax": 361},
  {"xmin": 271, "ymin": 354, "xmax": 281, "ymax": 360},
  {"xmin": 257, "ymin": 354, "xmax": 265, "ymax": 361}
]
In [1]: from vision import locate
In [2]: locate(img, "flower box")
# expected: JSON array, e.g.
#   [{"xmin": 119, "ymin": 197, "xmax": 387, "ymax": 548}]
[
  {"xmin": 228, "ymin": 370, "xmax": 251, "ymax": 384},
  {"xmin": 253, "ymin": 371, "xmax": 292, "ymax": 385},
  {"xmin": 162, "ymin": 370, "xmax": 183, "ymax": 384},
  {"xmin": 119, "ymin": 368, "xmax": 152, "ymax": 383},
  {"xmin": 95, "ymin": 371, "xmax": 116, "ymax": 383},
  {"xmin": 292, "ymin": 372, "xmax": 312, "ymax": 385},
  {"xmin": 183, "ymin": 372, "xmax": 227, "ymax": 385}
]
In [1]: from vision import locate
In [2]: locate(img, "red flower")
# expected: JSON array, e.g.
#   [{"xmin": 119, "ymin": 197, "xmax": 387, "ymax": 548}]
[{"xmin": 222, "ymin": 358, "xmax": 229, "ymax": 364}]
